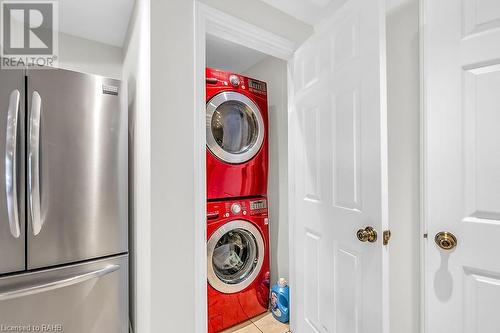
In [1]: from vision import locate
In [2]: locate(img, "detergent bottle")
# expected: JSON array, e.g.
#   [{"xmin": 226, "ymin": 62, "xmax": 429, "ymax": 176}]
[{"xmin": 270, "ymin": 278, "xmax": 290, "ymax": 323}]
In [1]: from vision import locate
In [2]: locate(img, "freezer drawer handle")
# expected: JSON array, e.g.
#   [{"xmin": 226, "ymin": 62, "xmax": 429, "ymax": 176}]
[
  {"xmin": 5, "ymin": 90, "xmax": 21, "ymax": 238},
  {"xmin": 28, "ymin": 91, "xmax": 42, "ymax": 235},
  {"xmin": 0, "ymin": 264, "xmax": 119, "ymax": 301}
]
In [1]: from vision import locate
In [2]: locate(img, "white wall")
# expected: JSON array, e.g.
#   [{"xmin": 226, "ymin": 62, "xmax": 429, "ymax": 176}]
[
  {"xmin": 58, "ymin": 33, "xmax": 123, "ymax": 79},
  {"xmin": 386, "ymin": 0, "xmax": 420, "ymax": 332},
  {"xmin": 122, "ymin": 0, "xmax": 151, "ymax": 332},
  {"xmin": 151, "ymin": 0, "xmax": 205, "ymax": 332},
  {"xmin": 206, "ymin": 34, "xmax": 268, "ymax": 73},
  {"xmin": 244, "ymin": 57, "xmax": 289, "ymax": 285}
]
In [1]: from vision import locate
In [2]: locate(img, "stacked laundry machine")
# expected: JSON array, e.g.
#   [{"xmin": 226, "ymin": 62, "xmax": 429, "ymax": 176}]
[{"xmin": 205, "ymin": 68, "xmax": 270, "ymax": 332}]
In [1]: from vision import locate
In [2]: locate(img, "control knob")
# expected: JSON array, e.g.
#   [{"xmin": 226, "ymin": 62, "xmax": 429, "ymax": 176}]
[
  {"xmin": 229, "ymin": 75, "xmax": 240, "ymax": 87},
  {"xmin": 231, "ymin": 203, "xmax": 242, "ymax": 214}
]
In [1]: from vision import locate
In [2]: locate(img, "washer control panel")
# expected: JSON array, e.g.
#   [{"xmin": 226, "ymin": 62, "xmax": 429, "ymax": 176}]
[{"xmin": 207, "ymin": 198, "xmax": 268, "ymax": 220}]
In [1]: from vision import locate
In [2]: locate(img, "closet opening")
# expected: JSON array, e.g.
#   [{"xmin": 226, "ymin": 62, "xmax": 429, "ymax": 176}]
[{"xmin": 204, "ymin": 33, "xmax": 290, "ymax": 333}]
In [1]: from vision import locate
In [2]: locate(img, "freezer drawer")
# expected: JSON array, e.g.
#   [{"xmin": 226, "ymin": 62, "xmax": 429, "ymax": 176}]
[
  {"xmin": 27, "ymin": 68, "xmax": 128, "ymax": 269},
  {"xmin": 0, "ymin": 254, "xmax": 128, "ymax": 333}
]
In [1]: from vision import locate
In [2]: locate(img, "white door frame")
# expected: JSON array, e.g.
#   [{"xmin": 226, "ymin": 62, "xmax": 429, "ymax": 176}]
[
  {"xmin": 419, "ymin": 0, "xmax": 427, "ymax": 332},
  {"xmin": 194, "ymin": 3, "xmax": 296, "ymax": 332},
  {"xmin": 394, "ymin": 0, "xmax": 449, "ymax": 331}
]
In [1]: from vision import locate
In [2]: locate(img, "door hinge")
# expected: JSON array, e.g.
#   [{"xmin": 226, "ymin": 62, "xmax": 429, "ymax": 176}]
[{"xmin": 383, "ymin": 230, "xmax": 391, "ymax": 245}]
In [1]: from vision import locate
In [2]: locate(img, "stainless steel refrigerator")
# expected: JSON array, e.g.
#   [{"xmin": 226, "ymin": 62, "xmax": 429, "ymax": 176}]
[{"xmin": 0, "ymin": 67, "xmax": 128, "ymax": 332}]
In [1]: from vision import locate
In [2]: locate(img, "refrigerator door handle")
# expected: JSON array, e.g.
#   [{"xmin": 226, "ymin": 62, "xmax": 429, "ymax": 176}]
[
  {"xmin": 29, "ymin": 91, "xmax": 42, "ymax": 236},
  {"xmin": 5, "ymin": 90, "xmax": 21, "ymax": 238},
  {"xmin": 0, "ymin": 264, "xmax": 120, "ymax": 301}
]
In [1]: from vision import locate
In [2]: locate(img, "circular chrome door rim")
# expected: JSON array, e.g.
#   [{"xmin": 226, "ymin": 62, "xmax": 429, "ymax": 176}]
[
  {"xmin": 207, "ymin": 220, "xmax": 265, "ymax": 294},
  {"xmin": 206, "ymin": 91, "xmax": 265, "ymax": 164}
]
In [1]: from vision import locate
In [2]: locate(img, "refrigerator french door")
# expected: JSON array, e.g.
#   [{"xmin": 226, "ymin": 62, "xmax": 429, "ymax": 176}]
[
  {"xmin": 0, "ymin": 67, "xmax": 128, "ymax": 332},
  {"xmin": 0, "ymin": 68, "xmax": 25, "ymax": 275}
]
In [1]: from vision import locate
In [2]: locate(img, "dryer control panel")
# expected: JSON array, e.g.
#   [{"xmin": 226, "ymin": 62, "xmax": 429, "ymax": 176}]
[
  {"xmin": 207, "ymin": 198, "xmax": 268, "ymax": 221},
  {"xmin": 205, "ymin": 68, "xmax": 267, "ymax": 96}
]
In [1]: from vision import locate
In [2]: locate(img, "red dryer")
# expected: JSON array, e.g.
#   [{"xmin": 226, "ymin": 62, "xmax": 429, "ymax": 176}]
[
  {"xmin": 206, "ymin": 68, "xmax": 269, "ymax": 200},
  {"xmin": 207, "ymin": 197, "xmax": 270, "ymax": 333}
]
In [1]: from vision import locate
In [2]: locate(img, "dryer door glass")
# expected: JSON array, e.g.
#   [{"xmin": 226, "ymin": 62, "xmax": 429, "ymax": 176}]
[
  {"xmin": 206, "ymin": 92, "xmax": 265, "ymax": 164},
  {"xmin": 211, "ymin": 101, "xmax": 258, "ymax": 155},
  {"xmin": 207, "ymin": 220, "xmax": 265, "ymax": 293}
]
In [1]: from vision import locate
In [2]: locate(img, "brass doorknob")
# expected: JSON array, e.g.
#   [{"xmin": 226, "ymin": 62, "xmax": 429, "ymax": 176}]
[
  {"xmin": 357, "ymin": 227, "xmax": 377, "ymax": 243},
  {"xmin": 434, "ymin": 231, "xmax": 457, "ymax": 250}
]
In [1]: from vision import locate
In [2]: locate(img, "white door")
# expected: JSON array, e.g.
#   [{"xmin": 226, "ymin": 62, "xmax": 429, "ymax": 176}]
[
  {"xmin": 423, "ymin": 0, "xmax": 500, "ymax": 332},
  {"xmin": 289, "ymin": 0, "xmax": 389, "ymax": 332}
]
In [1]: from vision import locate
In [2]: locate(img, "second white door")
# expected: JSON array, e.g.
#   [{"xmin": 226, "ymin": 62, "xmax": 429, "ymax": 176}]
[{"xmin": 423, "ymin": 0, "xmax": 500, "ymax": 331}]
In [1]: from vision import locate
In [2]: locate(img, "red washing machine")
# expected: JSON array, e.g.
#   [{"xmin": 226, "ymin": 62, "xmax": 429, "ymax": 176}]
[
  {"xmin": 207, "ymin": 197, "xmax": 270, "ymax": 333},
  {"xmin": 206, "ymin": 68, "xmax": 269, "ymax": 200}
]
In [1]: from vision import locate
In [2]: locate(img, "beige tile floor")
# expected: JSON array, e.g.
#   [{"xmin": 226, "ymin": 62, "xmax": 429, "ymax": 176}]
[{"xmin": 221, "ymin": 312, "xmax": 290, "ymax": 333}]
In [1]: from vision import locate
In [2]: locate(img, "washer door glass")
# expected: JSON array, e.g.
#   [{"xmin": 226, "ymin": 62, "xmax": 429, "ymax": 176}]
[
  {"xmin": 207, "ymin": 220, "xmax": 265, "ymax": 293},
  {"xmin": 206, "ymin": 92, "xmax": 265, "ymax": 164},
  {"xmin": 212, "ymin": 228, "xmax": 258, "ymax": 285}
]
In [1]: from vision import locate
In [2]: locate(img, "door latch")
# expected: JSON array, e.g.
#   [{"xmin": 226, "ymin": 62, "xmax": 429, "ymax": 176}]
[{"xmin": 383, "ymin": 230, "xmax": 391, "ymax": 245}]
